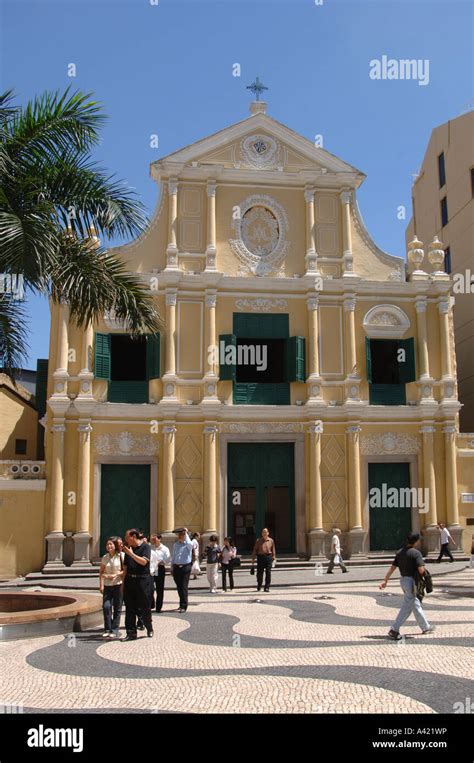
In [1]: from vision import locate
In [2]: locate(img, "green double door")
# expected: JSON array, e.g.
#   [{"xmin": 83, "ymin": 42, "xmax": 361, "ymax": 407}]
[
  {"xmin": 369, "ymin": 462, "xmax": 412, "ymax": 551},
  {"xmin": 99, "ymin": 465, "xmax": 151, "ymax": 554},
  {"xmin": 228, "ymin": 443, "xmax": 295, "ymax": 554}
]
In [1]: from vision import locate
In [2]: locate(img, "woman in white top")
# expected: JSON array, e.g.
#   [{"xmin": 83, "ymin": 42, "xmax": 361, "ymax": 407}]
[
  {"xmin": 220, "ymin": 537, "xmax": 237, "ymax": 592},
  {"xmin": 100, "ymin": 538, "xmax": 125, "ymax": 638},
  {"xmin": 191, "ymin": 532, "xmax": 201, "ymax": 579}
]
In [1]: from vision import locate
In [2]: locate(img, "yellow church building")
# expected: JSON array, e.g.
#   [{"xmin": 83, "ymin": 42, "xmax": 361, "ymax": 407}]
[{"xmin": 2, "ymin": 95, "xmax": 473, "ymax": 577}]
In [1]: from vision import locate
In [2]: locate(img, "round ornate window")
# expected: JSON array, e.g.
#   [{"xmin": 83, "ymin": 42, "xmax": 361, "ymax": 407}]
[
  {"xmin": 229, "ymin": 194, "xmax": 289, "ymax": 276},
  {"xmin": 241, "ymin": 206, "xmax": 279, "ymax": 258}
]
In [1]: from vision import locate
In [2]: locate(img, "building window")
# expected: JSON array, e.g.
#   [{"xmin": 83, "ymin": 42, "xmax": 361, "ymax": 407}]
[
  {"xmin": 93, "ymin": 332, "xmax": 161, "ymax": 403},
  {"xmin": 471, "ymin": 167, "xmax": 474, "ymax": 198},
  {"xmin": 444, "ymin": 247, "xmax": 452, "ymax": 274},
  {"xmin": 366, "ymin": 338, "xmax": 416, "ymax": 405},
  {"xmin": 438, "ymin": 152, "xmax": 446, "ymax": 188},
  {"xmin": 440, "ymin": 197, "xmax": 448, "ymax": 227},
  {"xmin": 15, "ymin": 439, "xmax": 27, "ymax": 455}
]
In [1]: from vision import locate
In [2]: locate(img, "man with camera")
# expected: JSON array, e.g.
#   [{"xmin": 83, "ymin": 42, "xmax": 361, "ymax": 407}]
[{"xmin": 122, "ymin": 528, "xmax": 153, "ymax": 640}]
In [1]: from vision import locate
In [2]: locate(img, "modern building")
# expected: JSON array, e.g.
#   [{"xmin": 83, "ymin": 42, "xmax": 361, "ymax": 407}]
[
  {"xmin": 1, "ymin": 96, "xmax": 473, "ymax": 578},
  {"xmin": 406, "ymin": 110, "xmax": 474, "ymax": 432}
]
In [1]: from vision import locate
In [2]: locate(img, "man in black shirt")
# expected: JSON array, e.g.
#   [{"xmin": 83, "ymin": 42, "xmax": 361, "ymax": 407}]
[
  {"xmin": 122, "ymin": 528, "xmax": 153, "ymax": 641},
  {"xmin": 380, "ymin": 532, "xmax": 435, "ymax": 640}
]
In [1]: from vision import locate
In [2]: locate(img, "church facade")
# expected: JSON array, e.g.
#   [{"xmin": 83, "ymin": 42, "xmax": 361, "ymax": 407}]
[{"xmin": 38, "ymin": 98, "xmax": 472, "ymax": 571}]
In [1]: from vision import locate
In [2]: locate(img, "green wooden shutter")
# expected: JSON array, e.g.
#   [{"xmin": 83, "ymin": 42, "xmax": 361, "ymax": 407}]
[
  {"xmin": 397, "ymin": 338, "xmax": 416, "ymax": 383},
  {"xmin": 146, "ymin": 333, "xmax": 161, "ymax": 380},
  {"xmin": 286, "ymin": 336, "xmax": 306, "ymax": 382},
  {"xmin": 108, "ymin": 380, "xmax": 148, "ymax": 403},
  {"xmin": 365, "ymin": 337, "xmax": 373, "ymax": 383},
  {"xmin": 369, "ymin": 384, "xmax": 406, "ymax": 405},
  {"xmin": 233, "ymin": 313, "xmax": 289, "ymax": 339},
  {"xmin": 35, "ymin": 359, "xmax": 49, "ymax": 417},
  {"xmin": 219, "ymin": 334, "xmax": 236, "ymax": 380},
  {"xmin": 94, "ymin": 333, "xmax": 111, "ymax": 380}
]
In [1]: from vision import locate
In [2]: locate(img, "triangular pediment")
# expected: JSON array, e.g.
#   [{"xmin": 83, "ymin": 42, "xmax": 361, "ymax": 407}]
[{"xmin": 151, "ymin": 112, "xmax": 364, "ymax": 180}]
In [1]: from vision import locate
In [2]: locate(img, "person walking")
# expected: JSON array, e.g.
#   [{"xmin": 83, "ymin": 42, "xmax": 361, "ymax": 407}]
[
  {"xmin": 326, "ymin": 528, "xmax": 348, "ymax": 574},
  {"xmin": 170, "ymin": 527, "xmax": 193, "ymax": 612},
  {"xmin": 150, "ymin": 534, "xmax": 171, "ymax": 613},
  {"xmin": 99, "ymin": 538, "xmax": 124, "ymax": 638},
  {"xmin": 251, "ymin": 528, "xmax": 276, "ymax": 593},
  {"xmin": 122, "ymin": 528, "xmax": 153, "ymax": 641},
  {"xmin": 379, "ymin": 532, "xmax": 435, "ymax": 640},
  {"xmin": 436, "ymin": 523, "xmax": 455, "ymax": 563},
  {"xmin": 203, "ymin": 535, "xmax": 222, "ymax": 593},
  {"xmin": 191, "ymin": 532, "xmax": 202, "ymax": 579},
  {"xmin": 220, "ymin": 537, "xmax": 237, "ymax": 592}
]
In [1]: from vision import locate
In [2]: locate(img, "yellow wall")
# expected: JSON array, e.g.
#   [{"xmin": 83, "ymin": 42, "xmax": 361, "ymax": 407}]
[
  {"xmin": 0, "ymin": 490, "xmax": 45, "ymax": 578},
  {"xmin": 0, "ymin": 388, "xmax": 38, "ymax": 460}
]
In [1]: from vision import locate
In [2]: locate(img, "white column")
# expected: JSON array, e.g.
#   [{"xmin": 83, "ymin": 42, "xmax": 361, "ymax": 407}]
[
  {"xmin": 420, "ymin": 424, "xmax": 438, "ymax": 552},
  {"xmin": 202, "ymin": 424, "xmax": 218, "ymax": 545},
  {"xmin": 77, "ymin": 322, "xmax": 94, "ymax": 399},
  {"xmin": 438, "ymin": 298, "xmax": 455, "ymax": 402},
  {"xmin": 415, "ymin": 298, "xmax": 434, "ymax": 404},
  {"xmin": 346, "ymin": 423, "xmax": 365, "ymax": 555},
  {"xmin": 340, "ymin": 191, "xmax": 356, "ymax": 277},
  {"xmin": 306, "ymin": 296, "xmax": 323, "ymax": 401},
  {"xmin": 165, "ymin": 178, "xmax": 179, "ymax": 270},
  {"xmin": 44, "ymin": 421, "xmax": 66, "ymax": 569},
  {"xmin": 162, "ymin": 289, "xmax": 177, "ymax": 400},
  {"xmin": 72, "ymin": 421, "xmax": 93, "ymax": 566},
  {"xmin": 203, "ymin": 291, "xmax": 218, "ymax": 401},
  {"xmin": 443, "ymin": 423, "xmax": 461, "ymax": 531},
  {"xmin": 52, "ymin": 304, "xmax": 69, "ymax": 399},
  {"xmin": 304, "ymin": 187, "xmax": 319, "ymax": 275},
  {"xmin": 161, "ymin": 424, "xmax": 176, "ymax": 535},
  {"xmin": 205, "ymin": 180, "xmax": 217, "ymax": 271},
  {"xmin": 307, "ymin": 422, "xmax": 326, "ymax": 558}
]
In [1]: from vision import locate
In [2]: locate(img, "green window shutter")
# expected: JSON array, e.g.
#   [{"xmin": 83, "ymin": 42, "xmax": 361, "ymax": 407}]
[
  {"xmin": 286, "ymin": 336, "xmax": 306, "ymax": 382},
  {"xmin": 108, "ymin": 381, "xmax": 148, "ymax": 403},
  {"xmin": 219, "ymin": 334, "xmax": 236, "ymax": 380},
  {"xmin": 233, "ymin": 313, "xmax": 289, "ymax": 339},
  {"xmin": 233, "ymin": 382, "xmax": 250, "ymax": 404},
  {"xmin": 94, "ymin": 333, "xmax": 111, "ymax": 380},
  {"xmin": 397, "ymin": 338, "xmax": 416, "ymax": 383},
  {"xmin": 369, "ymin": 383, "xmax": 406, "ymax": 405},
  {"xmin": 146, "ymin": 333, "xmax": 161, "ymax": 380},
  {"xmin": 365, "ymin": 337, "xmax": 373, "ymax": 383},
  {"xmin": 233, "ymin": 382, "xmax": 290, "ymax": 406},
  {"xmin": 35, "ymin": 359, "xmax": 49, "ymax": 417}
]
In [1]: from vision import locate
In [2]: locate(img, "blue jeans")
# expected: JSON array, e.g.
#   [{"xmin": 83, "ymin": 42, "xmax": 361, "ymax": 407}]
[
  {"xmin": 103, "ymin": 584, "xmax": 123, "ymax": 634},
  {"xmin": 392, "ymin": 576, "xmax": 430, "ymax": 633}
]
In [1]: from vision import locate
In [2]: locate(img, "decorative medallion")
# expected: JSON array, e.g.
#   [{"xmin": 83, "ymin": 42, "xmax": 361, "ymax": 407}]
[
  {"xmin": 229, "ymin": 194, "xmax": 289, "ymax": 276},
  {"xmin": 362, "ymin": 305, "xmax": 410, "ymax": 339},
  {"xmin": 94, "ymin": 431, "xmax": 159, "ymax": 456},
  {"xmin": 235, "ymin": 298, "xmax": 288, "ymax": 312},
  {"xmin": 220, "ymin": 423, "xmax": 303, "ymax": 434},
  {"xmin": 241, "ymin": 134, "xmax": 279, "ymax": 169},
  {"xmin": 360, "ymin": 432, "xmax": 420, "ymax": 455}
]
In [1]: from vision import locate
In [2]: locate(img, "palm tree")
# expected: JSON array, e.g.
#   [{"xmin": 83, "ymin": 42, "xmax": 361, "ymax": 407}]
[{"xmin": 0, "ymin": 88, "xmax": 162, "ymax": 375}]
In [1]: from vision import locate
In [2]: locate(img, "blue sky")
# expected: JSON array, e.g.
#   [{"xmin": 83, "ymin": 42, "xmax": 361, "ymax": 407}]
[{"xmin": 1, "ymin": 0, "xmax": 472, "ymax": 368}]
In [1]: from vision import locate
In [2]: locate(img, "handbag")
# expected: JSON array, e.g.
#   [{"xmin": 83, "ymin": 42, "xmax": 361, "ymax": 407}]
[
  {"xmin": 229, "ymin": 556, "xmax": 241, "ymax": 568},
  {"xmin": 250, "ymin": 565, "xmax": 255, "ymax": 575}
]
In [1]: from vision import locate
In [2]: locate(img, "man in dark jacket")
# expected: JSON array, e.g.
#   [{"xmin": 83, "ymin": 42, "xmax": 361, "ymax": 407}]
[{"xmin": 379, "ymin": 532, "xmax": 435, "ymax": 640}]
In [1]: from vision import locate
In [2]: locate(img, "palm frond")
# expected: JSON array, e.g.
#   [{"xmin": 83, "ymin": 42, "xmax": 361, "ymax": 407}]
[
  {"xmin": 0, "ymin": 294, "xmax": 29, "ymax": 376},
  {"xmin": 50, "ymin": 235, "xmax": 162, "ymax": 334}
]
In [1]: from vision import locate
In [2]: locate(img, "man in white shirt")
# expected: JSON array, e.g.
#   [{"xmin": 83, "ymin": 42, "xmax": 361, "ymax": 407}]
[
  {"xmin": 326, "ymin": 528, "xmax": 348, "ymax": 574},
  {"xmin": 150, "ymin": 534, "xmax": 171, "ymax": 612},
  {"xmin": 437, "ymin": 523, "xmax": 455, "ymax": 563}
]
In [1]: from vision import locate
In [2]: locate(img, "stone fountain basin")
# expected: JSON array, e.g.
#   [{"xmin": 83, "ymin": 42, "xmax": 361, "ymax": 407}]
[{"xmin": 0, "ymin": 591, "xmax": 103, "ymax": 640}]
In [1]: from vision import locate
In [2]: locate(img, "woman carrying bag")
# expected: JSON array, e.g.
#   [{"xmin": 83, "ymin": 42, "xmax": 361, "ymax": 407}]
[
  {"xmin": 220, "ymin": 537, "xmax": 238, "ymax": 592},
  {"xmin": 99, "ymin": 537, "xmax": 125, "ymax": 638}
]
